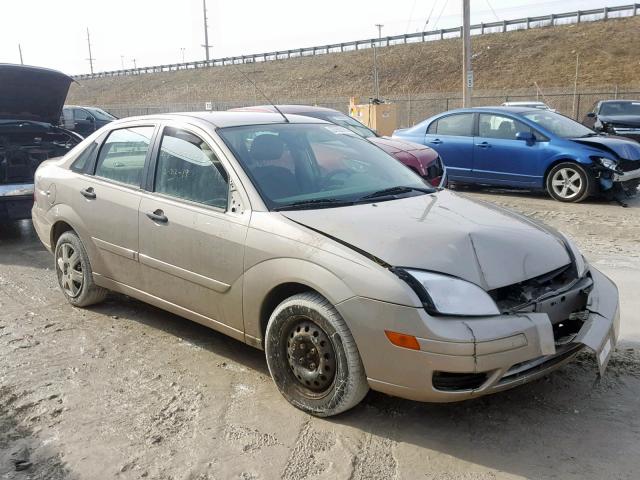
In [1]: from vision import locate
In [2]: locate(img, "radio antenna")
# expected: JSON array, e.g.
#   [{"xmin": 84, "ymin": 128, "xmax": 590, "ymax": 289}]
[{"xmin": 230, "ymin": 62, "xmax": 289, "ymax": 123}]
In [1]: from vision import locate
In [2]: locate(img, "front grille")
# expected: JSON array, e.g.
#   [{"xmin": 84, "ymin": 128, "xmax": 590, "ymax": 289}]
[{"xmin": 432, "ymin": 371, "xmax": 488, "ymax": 391}]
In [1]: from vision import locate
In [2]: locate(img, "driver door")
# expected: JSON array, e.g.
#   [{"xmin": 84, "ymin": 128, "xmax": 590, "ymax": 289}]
[{"xmin": 137, "ymin": 124, "xmax": 249, "ymax": 338}]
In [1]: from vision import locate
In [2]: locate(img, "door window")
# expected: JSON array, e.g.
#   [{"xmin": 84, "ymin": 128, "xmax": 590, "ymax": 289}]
[
  {"xmin": 154, "ymin": 127, "xmax": 229, "ymax": 209},
  {"xmin": 478, "ymin": 114, "xmax": 531, "ymax": 140},
  {"xmin": 94, "ymin": 126, "xmax": 154, "ymax": 186},
  {"xmin": 73, "ymin": 108, "xmax": 90, "ymax": 121},
  {"xmin": 432, "ymin": 114, "xmax": 474, "ymax": 136}
]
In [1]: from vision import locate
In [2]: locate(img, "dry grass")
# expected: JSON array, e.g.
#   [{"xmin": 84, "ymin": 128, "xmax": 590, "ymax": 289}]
[{"xmin": 67, "ymin": 16, "xmax": 640, "ymax": 107}]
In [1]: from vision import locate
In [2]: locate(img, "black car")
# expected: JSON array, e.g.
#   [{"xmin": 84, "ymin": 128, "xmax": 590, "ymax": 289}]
[
  {"xmin": 0, "ymin": 64, "xmax": 82, "ymax": 221},
  {"xmin": 60, "ymin": 105, "xmax": 117, "ymax": 137},
  {"xmin": 583, "ymin": 100, "xmax": 640, "ymax": 142}
]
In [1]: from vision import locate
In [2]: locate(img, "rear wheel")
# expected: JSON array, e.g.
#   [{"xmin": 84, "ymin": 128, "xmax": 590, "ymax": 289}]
[
  {"xmin": 55, "ymin": 231, "xmax": 108, "ymax": 307},
  {"xmin": 265, "ymin": 292, "xmax": 369, "ymax": 417},
  {"xmin": 546, "ymin": 162, "xmax": 592, "ymax": 202}
]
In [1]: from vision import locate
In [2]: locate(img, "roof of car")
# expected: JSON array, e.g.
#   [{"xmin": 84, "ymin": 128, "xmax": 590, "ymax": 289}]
[
  {"xmin": 230, "ymin": 104, "xmax": 340, "ymax": 115},
  {"xmin": 442, "ymin": 106, "xmax": 540, "ymax": 114},
  {"xmin": 108, "ymin": 111, "xmax": 330, "ymax": 128},
  {"xmin": 600, "ymin": 99, "xmax": 639, "ymax": 104},
  {"xmin": 502, "ymin": 101, "xmax": 548, "ymax": 106}
]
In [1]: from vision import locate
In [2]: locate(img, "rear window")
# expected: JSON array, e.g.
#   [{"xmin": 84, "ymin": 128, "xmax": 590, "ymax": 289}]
[
  {"xmin": 94, "ymin": 127, "xmax": 154, "ymax": 187},
  {"xmin": 430, "ymin": 114, "xmax": 474, "ymax": 136}
]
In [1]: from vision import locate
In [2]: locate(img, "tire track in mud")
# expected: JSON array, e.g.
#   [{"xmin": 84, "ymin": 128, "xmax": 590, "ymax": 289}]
[{"xmin": 281, "ymin": 420, "xmax": 337, "ymax": 480}]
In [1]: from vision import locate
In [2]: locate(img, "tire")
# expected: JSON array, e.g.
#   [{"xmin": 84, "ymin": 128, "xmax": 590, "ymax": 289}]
[
  {"xmin": 546, "ymin": 162, "xmax": 593, "ymax": 203},
  {"xmin": 55, "ymin": 231, "xmax": 108, "ymax": 307},
  {"xmin": 265, "ymin": 292, "xmax": 369, "ymax": 417}
]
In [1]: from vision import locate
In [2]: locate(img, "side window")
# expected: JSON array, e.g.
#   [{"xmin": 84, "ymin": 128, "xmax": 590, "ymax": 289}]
[
  {"xmin": 70, "ymin": 141, "xmax": 99, "ymax": 173},
  {"xmin": 73, "ymin": 108, "xmax": 89, "ymax": 121},
  {"xmin": 478, "ymin": 114, "xmax": 530, "ymax": 140},
  {"xmin": 94, "ymin": 127, "xmax": 154, "ymax": 186},
  {"xmin": 155, "ymin": 127, "xmax": 229, "ymax": 209},
  {"xmin": 426, "ymin": 120, "xmax": 438, "ymax": 134},
  {"xmin": 434, "ymin": 114, "xmax": 474, "ymax": 136}
]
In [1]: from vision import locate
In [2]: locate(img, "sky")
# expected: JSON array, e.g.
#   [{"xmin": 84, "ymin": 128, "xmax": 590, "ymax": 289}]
[{"xmin": 0, "ymin": 0, "xmax": 632, "ymax": 75}]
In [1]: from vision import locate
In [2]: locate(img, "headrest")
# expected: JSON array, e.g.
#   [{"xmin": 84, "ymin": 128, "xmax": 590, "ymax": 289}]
[{"xmin": 250, "ymin": 134, "xmax": 284, "ymax": 162}]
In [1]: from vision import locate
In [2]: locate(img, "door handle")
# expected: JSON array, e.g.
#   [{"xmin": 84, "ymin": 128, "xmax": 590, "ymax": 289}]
[
  {"xmin": 146, "ymin": 209, "xmax": 168, "ymax": 223},
  {"xmin": 476, "ymin": 142, "xmax": 491, "ymax": 148},
  {"xmin": 430, "ymin": 139, "xmax": 443, "ymax": 145},
  {"xmin": 80, "ymin": 187, "xmax": 96, "ymax": 199}
]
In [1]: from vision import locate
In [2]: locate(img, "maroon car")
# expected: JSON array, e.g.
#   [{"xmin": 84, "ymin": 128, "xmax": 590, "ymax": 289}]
[{"xmin": 230, "ymin": 105, "xmax": 446, "ymax": 187}]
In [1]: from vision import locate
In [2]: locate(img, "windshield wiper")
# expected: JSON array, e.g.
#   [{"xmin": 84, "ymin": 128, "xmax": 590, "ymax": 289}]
[
  {"xmin": 273, "ymin": 198, "xmax": 353, "ymax": 211},
  {"xmin": 357, "ymin": 186, "xmax": 433, "ymax": 201}
]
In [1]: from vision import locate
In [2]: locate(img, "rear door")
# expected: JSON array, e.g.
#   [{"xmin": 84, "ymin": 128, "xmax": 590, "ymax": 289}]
[
  {"xmin": 472, "ymin": 113, "xmax": 548, "ymax": 186},
  {"xmin": 137, "ymin": 124, "xmax": 249, "ymax": 338},
  {"xmin": 72, "ymin": 124, "xmax": 156, "ymax": 289},
  {"xmin": 424, "ymin": 113, "xmax": 475, "ymax": 181},
  {"xmin": 73, "ymin": 108, "xmax": 95, "ymax": 136}
]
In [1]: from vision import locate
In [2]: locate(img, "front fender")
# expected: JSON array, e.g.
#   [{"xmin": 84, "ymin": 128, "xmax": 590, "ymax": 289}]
[{"xmin": 242, "ymin": 257, "xmax": 356, "ymax": 343}]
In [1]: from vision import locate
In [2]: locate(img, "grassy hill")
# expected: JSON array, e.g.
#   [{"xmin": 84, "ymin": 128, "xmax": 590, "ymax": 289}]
[{"xmin": 67, "ymin": 15, "xmax": 640, "ymax": 108}]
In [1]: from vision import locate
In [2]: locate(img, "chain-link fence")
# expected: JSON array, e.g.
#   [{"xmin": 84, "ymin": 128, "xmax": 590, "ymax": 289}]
[{"xmin": 102, "ymin": 87, "xmax": 640, "ymax": 129}]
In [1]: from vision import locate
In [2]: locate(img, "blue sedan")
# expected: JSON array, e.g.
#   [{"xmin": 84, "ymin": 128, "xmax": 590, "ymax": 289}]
[{"xmin": 393, "ymin": 107, "xmax": 640, "ymax": 202}]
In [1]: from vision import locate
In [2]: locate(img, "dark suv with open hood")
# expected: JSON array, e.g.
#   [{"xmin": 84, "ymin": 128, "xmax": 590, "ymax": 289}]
[
  {"xmin": 0, "ymin": 64, "xmax": 82, "ymax": 221},
  {"xmin": 583, "ymin": 100, "xmax": 640, "ymax": 142}
]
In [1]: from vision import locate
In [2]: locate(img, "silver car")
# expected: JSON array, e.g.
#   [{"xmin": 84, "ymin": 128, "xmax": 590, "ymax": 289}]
[{"xmin": 32, "ymin": 112, "xmax": 619, "ymax": 416}]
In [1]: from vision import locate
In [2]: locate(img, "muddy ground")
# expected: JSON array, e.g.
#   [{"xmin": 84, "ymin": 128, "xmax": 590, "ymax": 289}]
[{"xmin": 1, "ymin": 190, "xmax": 639, "ymax": 480}]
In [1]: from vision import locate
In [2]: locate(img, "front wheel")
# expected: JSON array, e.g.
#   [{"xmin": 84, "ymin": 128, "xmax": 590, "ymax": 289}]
[
  {"xmin": 546, "ymin": 162, "xmax": 593, "ymax": 202},
  {"xmin": 265, "ymin": 292, "xmax": 369, "ymax": 417}
]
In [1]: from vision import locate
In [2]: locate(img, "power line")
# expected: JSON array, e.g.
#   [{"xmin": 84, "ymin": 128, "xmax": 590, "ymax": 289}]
[
  {"xmin": 422, "ymin": 1, "xmax": 439, "ymax": 32},
  {"xmin": 485, "ymin": 0, "xmax": 500, "ymax": 22},
  {"xmin": 405, "ymin": 0, "xmax": 418, "ymax": 33},
  {"xmin": 432, "ymin": 0, "xmax": 449, "ymax": 30}
]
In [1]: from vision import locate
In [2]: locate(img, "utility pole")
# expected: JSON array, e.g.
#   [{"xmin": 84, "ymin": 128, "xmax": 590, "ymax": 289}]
[
  {"xmin": 373, "ymin": 24, "xmax": 383, "ymax": 100},
  {"xmin": 181, "ymin": 48, "xmax": 186, "ymax": 63},
  {"xmin": 132, "ymin": 58, "xmax": 137, "ymax": 69},
  {"xmin": 462, "ymin": 0, "xmax": 472, "ymax": 107},
  {"xmin": 572, "ymin": 53, "xmax": 580, "ymax": 119},
  {"xmin": 120, "ymin": 55, "xmax": 125, "ymax": 69},
  {"xmin": 86, "ymin": 28, "xmax": 95, "ymax": 74},
  {"xmin": 202, "ymin": 0, "xmax": 212, "ymax": 61},
  {"xmin": 18, "ymin": 44, "xmax": 23, "ymax": 64}
]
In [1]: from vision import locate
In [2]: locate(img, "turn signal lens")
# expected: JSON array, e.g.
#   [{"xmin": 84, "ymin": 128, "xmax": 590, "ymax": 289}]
[{"xmin": 384, "ymin": 330, "xmax": 420, "ymax": 350}]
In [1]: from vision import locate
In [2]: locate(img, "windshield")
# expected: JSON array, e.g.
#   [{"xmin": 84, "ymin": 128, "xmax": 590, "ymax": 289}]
[
  {"xmin": 600, "ymin": 101, "xmax": 640, "ymax": 116},
  {"xmin": 522, "ymin": 110, "xmax": 594, "ymax": 138},
  {"xmin": 218, "ymin": 123, "xmax": 433, "ymax": 210},
  {"xmin": 302, "ymin": 111, "xmax": 377, "ymax": 138},
  {"xmin": 87, "ymin": 108, "xmax": 117, "ymax": 121}
]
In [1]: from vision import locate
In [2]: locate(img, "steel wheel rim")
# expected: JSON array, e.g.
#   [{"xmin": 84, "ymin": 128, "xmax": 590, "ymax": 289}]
[
  {"xmin": 286, "ymin": 318, "xmax": 336, "ymax": 392},
  {"xmin": 56, "ymin": 243, "xmax": 83, "ymax": 297},
  {"xmin": 551, "ymin": 167, "xmax": 582, "ymax": 199}
]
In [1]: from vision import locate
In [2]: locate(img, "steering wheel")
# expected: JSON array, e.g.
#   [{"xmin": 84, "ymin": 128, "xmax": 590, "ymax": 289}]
[{"xmin": 322, "ymin": 169, "xmax": 354, "ymax": 188}]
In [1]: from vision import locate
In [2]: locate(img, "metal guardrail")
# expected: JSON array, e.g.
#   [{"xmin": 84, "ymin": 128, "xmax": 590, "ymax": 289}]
[{"xmin": 73, "ymin": 4, "xmax": 640, "ymax": 79}]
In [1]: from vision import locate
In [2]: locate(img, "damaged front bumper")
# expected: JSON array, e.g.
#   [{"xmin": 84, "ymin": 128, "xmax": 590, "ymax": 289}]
[
  {"xmin": 613, "ymin": 167, "xmax": 640, "ymax": 182},
  {"xmin": 337, "ymin": 266, "xmax": 619, "ymax": 403}
]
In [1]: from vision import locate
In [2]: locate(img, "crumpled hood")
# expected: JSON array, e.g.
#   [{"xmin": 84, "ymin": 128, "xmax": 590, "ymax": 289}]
[
  {"xmin": 598, "ymin": 115, "xmax": 640, "ymax": 127},
  {"xmin": 571, "ymin": 135, "xmax": 640, "ymax": 161},
  {"xmin": 0, "ymin": 64, "xmax": 74, "ymax": 124},
  {"xmin": 369, "ymin": 136, "xmax": 433, "ymax": 154},
  {"xmin": 282, "ymin": 191, "xmax": 571, "ymax": 291}
]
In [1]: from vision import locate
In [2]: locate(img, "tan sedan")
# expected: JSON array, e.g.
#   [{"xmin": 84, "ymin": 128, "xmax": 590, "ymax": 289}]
[{"xmin": 32, "ymin": 112, "xmax": 620, "ymax": 416}]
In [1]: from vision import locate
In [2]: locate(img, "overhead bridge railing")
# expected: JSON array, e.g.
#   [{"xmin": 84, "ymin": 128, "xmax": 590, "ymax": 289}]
[{"xmin": 73, "ymin": 4, "xmax": 640, "ymax": 80}]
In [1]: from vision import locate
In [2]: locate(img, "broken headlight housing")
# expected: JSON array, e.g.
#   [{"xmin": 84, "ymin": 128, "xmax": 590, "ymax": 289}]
[
  {"xmin": 593, "ymin": 156, "xmax": 618, "ymax": 171},
  {"xmin": 559, "ymin": 233, "xmax": 588, "ymax": 278},
  {"xmin": 398, "ymin": 269, "xmax": 500, "ymax": 316}
]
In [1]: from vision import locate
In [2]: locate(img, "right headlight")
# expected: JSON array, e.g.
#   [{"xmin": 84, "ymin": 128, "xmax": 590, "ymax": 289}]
[{"xmin": 396, "ymin": 269, "xmax": 500, "ymax": 317}]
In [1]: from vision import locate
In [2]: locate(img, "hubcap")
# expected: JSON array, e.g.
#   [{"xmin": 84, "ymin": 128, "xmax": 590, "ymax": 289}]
[
  {"xmin": 551, "ymin": 168, "xmax": 582, "ymax": 199},
  {"xmin": 56, "ymin": 243, "xmax": 83, "ymax": 297},
  {"xmin": 286, "ymin": 319, "xmax": 336, "ymax": 391}
]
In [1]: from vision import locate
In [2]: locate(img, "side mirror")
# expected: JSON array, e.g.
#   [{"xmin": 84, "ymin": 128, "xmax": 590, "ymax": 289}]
[
  {"xmin": 515, "ymin": 131, "xmax": 535, "ymax": 143},
  {"xmin": 586, "ymin": 112, "xmax": 596, "ymax": 118}
]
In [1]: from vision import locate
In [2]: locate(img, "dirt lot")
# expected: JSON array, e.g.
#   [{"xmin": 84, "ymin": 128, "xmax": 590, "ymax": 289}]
[{"xmin": 1, "ymin": 190, "xmax": 640, "ymax": 480}]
